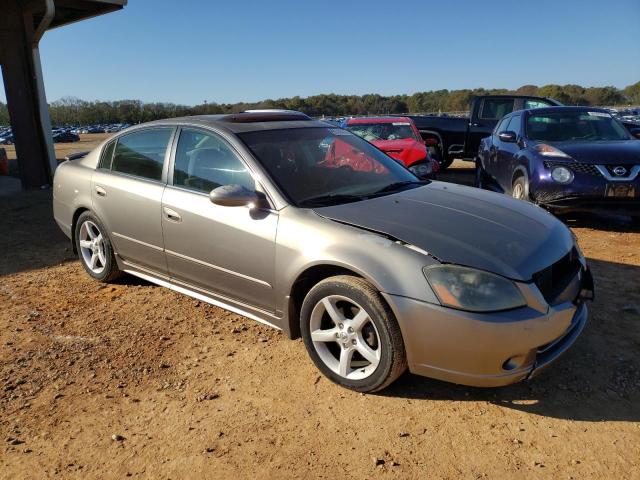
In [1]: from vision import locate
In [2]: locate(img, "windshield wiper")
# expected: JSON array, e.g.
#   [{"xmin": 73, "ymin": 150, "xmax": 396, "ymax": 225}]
[
  {"xmin": 371, "ymin": 180, "xmax": 426, "ymax": 196},
  {"xmin": 298, "ymin": 193, "xmax": 367, "ymax": 207}
]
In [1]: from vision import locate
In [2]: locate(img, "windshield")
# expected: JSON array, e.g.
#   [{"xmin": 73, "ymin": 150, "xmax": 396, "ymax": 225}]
[
  {"xmin": 526, "ymin": 111, "xmax": 631, "ymax": 142},
  {"xmin": 238, "ymin": 127, "xmax": 420, "ymax": 207},
  {"xmin": 345, "ymin": 122, "xmax": 419, "ymax": 142}
]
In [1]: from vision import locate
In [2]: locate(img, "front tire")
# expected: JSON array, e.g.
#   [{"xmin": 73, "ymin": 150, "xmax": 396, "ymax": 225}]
[
  {"xmin": 75, "ymin": 211, "xmax": 122, "ymax": 282},
  {"xmin": 511, "ymin": 174, "xmax": 528, "ymax": 201},
  {"xmin": 300, "ymin": 275, "xmax": 407, "ymax": 392}
]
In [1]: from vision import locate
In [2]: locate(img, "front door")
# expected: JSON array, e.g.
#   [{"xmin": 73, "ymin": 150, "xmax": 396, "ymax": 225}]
[
  {"xmin": 91, "ymin": 127, "xmax": 175, "ymax": 273},
  {"xmin": 161, "ymin": 128, "xmax": 277, "ymax": 312}
]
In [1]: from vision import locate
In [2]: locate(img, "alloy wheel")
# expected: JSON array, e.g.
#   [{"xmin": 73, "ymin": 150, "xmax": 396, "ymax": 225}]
[
  {"xmin": 309, "ymin": 295, "xmax": 381, "ymax": 380},
  {"xmin": 78, "ymin": 220, "xmax": 107, "ymax": 274}
]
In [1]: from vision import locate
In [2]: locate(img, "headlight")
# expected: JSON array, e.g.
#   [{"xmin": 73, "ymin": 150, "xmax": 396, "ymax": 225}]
[
  {"xmin": 551, "ymin": 166, "xmax": 574, "ymax": 184},
  {"xmin": 423, "ymin": 265, "xmax": 526, "ymax": 312},
  {"xmin": 409, "ymin": 162, "xmax": 432, "ymax": 178},
  {"xmin": 534, "ymin": 143, "xmax": 571, "ymax": 158}
]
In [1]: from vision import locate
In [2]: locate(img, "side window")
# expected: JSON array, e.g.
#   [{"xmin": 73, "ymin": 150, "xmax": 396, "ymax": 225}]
[
  {"xmin": 173, "ymin": 128, "xmax": 255, "ymax": 193},
  {"xmin": 111, "ymin": 128, "xmax": 173, "ymax": 181},
  {"xmin": 524, "ymin": 99, "xmax": 553, "ymax": 109},
  {"xmin": 494, "ymin": 117, "xmax": 510, "ymax": 135},
  {"xmin": 480, "ymin": 98, "xmax": 515, "ymax": 120},
  {"xmin": 506, "ymin": 115, "xmax": 522, "ymax": 135},
  {"xmin": 98, "ymin": 140, "xmax": 116, "ymax": 169}
]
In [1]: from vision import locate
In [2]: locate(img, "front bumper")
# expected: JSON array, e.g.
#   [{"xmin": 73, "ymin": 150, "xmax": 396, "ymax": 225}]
[
  {"xmin": 383, "ymin": 287, "xmax": 590, "ymax": 388},
  {"xmin": 531, "ymin": 164, "xmax": 640, "ymax": 214}
]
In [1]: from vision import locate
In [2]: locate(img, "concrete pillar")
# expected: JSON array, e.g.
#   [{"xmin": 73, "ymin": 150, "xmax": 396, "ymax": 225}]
[{"xmin": 0, "ymin": 0, "xmax": 57, "ymax": 189}]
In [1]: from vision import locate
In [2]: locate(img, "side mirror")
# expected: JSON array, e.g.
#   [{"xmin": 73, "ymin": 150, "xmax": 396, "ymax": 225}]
[
  {"xmin": 498, "ymin": 131, "xmax": 517, "ymax": 143},
  {"xmin": 209, "ymin": 184, "xmax": 266, "ymax": 208},
  {"xmin": 630, "ymin": 128, "xmax": 640, "ymax": 139}
]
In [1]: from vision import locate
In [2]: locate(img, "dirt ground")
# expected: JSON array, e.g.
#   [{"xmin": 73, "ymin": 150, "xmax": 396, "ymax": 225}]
[{"xmin": 1, "ymin": 137, "xmax": 639, "ymax": 479}]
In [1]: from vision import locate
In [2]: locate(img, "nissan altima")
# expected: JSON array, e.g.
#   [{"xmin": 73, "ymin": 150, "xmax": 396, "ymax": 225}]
[{"xmin": 53, "ymin": 111, "xmax": 594, "ymax": 392}]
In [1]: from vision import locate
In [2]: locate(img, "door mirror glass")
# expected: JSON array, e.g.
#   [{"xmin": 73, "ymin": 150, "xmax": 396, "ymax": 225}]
[
  {"xmin": 630, "ymin": 128, "xmax": 640, "ymax": 139},
  {"xmin": 498, "ymin": 131, "xmax": 517, "ymax": 143},
  {"xmin": 210, "ymin": 184, "xmax": 264, "ymax": 208}
]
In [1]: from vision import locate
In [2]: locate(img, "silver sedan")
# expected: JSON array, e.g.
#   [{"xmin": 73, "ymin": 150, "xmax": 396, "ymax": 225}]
[{"xmin": 53, "ymin": 111, "xmax": 594, "ymax": 392}]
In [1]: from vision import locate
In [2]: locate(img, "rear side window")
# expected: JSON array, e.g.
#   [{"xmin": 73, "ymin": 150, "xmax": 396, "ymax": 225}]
[
  {"xmin": 480, "ymin": 98, "xmax": 515, "ymax": 120},
  {"xmin": 524, "ymin": 99, "xmax": 553, "ymax": 109},
  {"xmin": 506, "ymin": 115, "xmax": 522, "ymax": 135},
  {"xmin": 98, "ymin": 140, "xmax": 116, "ymax": 169},
  {"xmin": 111, "ymin": 128, "xmax": 173, "ymax": 181}
]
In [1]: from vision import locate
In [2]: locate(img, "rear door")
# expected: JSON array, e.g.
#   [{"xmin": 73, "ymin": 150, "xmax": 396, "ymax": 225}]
[
  {"xmin": 91, "ymin": 127, "xmax": 175, "ymax": 273},
  {"xmin": 485, "ymin": 116, "xmax": 510, "ymax": 180},
  {"xmin": 161, "ymin": 127, "xmax": 277, "ymax": 312}
]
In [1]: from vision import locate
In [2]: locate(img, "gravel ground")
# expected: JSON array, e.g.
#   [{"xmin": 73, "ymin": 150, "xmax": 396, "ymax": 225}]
[{"xmin": 1, "ymin": 141, "xmax": 639, "ymax": 479}]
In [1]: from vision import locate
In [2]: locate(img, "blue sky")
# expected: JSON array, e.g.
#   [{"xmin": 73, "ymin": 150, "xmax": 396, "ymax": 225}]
[{"xmin": 2, "ymin": 0, "xmax": 639, "ymax": 105}]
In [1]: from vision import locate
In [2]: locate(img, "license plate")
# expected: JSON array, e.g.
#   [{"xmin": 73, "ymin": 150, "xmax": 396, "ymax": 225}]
[{"xmin": 605, "ymin": 183, "xmax": 635, "ymax": 198}]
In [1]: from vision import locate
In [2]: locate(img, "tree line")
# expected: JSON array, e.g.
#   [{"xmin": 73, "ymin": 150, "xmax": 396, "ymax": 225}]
[{"xmin": 1, "ymin": 82, "xmax": 639, "ymax": 126}]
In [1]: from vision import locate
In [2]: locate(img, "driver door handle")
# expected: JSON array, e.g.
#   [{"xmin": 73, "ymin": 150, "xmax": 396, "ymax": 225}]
[
  {"xmin": 95, "ymin": 185, "xmax": 107, "ymax": 197},
  {"xmin": 163, "ymin": 207, "xmax": 182, "ymax": 222}
]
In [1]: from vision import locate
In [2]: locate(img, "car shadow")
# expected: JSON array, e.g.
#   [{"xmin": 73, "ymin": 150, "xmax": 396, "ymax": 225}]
[{"xmin": 378, "ymin": 256, "xmax": 640, "ymax": 422}]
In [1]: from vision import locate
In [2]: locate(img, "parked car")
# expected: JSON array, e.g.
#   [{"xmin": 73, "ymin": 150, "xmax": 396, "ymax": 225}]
[
  {"xmin": 53, "ymin": 110, "xmax": 593, "ymax": 392},
  {"xmin": 343, "ymin": 116, "xmax": 439, "ymax": 178},
  {"xmin": 405, "ymin": 95, "xmax": 563, "ymax": 170},
  {"xmin": 52, "ymin": 130, "xmax": 80, "ymax": 143},
  {"xmin": 476, "ymin": 106, "xmax": 640, "ymax": 221},
  {"xmin": 0, "ymin": 133, "xmax": 14, "ymax": 145}
]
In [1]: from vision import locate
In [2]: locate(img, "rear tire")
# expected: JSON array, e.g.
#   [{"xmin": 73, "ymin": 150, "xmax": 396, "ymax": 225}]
[
  {"xmin": 75, "ymin": 211, "xmax": 123, "ymax": 282},
  {"xmin": 300, "ymin": 275, "xmax": 407, "ymax": 393},
  {"xmin": 475, "ymin": 160, "xmax": 488, "ymax": 189}
]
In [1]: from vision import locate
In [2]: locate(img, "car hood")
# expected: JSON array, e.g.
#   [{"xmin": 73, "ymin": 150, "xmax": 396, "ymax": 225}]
[
  {"xmin": 545, "ymin": 140, "xmax": 640, "ymax": 164},
  {"xmin": 371, "ymin": 138, "xmax": 427, "ymax": 165},
  {"xmin": 313, "ymin": 182, "xmax": 574, "ymax": 281}
]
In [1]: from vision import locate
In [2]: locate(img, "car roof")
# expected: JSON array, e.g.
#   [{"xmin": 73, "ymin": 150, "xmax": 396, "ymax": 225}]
[
  {"xmin": 131, "ymin": 111, "xmax": 329, "ymax": 134},
  {"xmin": 511, "ymin": 106, "xmax": 611, "ymax": 116},
  {"xmin": 345, "ymin": 116, "xmax": 413, "ymax": 124}
]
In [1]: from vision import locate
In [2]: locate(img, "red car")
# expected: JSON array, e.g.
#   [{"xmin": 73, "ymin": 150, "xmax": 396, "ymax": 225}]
[{"xmin": 343, "ymin": 116, "xmax": 439, "ymax": 178}]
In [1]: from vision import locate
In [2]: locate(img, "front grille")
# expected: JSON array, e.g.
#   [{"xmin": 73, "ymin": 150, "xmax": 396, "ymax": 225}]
[
  {"xmin": 603, "ymin": 164, "xmax": 636, "ymax": 177},
  {"xmin": 533, "ymin": 248, "xmax": 582, "ymax": 305},
  {"xmin": 544, "ymin": 162, "xmax": 601, "ymax": 176}
]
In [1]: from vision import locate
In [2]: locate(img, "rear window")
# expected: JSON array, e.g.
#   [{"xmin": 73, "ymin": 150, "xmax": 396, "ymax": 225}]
[
  {"xmin": 480, "ymin": 98, "xmax": 515, "ymax": 120},
  {"xmin": 111, "ymin": 128, "xmax": 173, "ymax": 181}
]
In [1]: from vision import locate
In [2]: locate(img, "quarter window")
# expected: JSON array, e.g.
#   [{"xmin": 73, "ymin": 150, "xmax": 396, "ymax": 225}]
[
  {"xmin": 99, "ymin": 140, "xmax": 116, "ymax": 169},
  {"xmin": 480, "ymin": 98, "xmax": 515, "ymax": 120},
  {"xmin": 111, "ymin": 128, "xmax": 173, "ymax": 181},
  {"xmin": 173, "ymin": 129, "xmax": 254, "ymax": 193}
]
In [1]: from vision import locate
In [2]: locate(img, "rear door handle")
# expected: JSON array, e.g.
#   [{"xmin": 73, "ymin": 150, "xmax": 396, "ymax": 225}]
[
  {"xmin": 95, "ymin": 185, "xmax": 106, "ymax": 197},
  {"xmin": 163, "ymin": 207, "xmax": 182, "ymax": 222}
]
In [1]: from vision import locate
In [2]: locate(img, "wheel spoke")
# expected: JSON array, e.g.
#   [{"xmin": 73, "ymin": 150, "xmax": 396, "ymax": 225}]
[
  {"xmin": 350, "ymin": 308, "xmax": 370, "ymax": 332},
  {"xmin": 90, "ymin": 253, "xmax": 99, "ymax": 270},
  {"xmin": 86, "ymin": 225, "xmax": 96, "ymax": 239},
  {"xmin": 355, "ymin": 338, "xmax": 379, "ymax": 365},
  {"xmin": 311, "ymin": 328, "xmax": 339, "ymax": 343},
  {"xmin": 79, "ymin": 240, "xmax": 92, "ymax": 249},
  {"xmin": 338, "ymin": 348, "xmax": 354, "ymax": 377},
  {"xmin": 322, "ymin": 297, "xmax": 344, "ymax": 325},
  {"xmin": 95, "ymin": 233, "xmax": 103, "ymax": 244},
  {"xmin": 97, "ymin": 248, "xmax": 107, "ymax": 266}
]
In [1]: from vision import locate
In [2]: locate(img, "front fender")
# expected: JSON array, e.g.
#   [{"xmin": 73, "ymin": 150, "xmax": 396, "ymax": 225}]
[{"xmin": 274, "ymin": 207, "xmax": 441, "ymax": 313}]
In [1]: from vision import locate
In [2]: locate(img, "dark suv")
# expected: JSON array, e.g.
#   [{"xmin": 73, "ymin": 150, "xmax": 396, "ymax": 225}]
[{"xmin": 476, "ymin": 106, "xmax": 640, "ymax": 220}]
